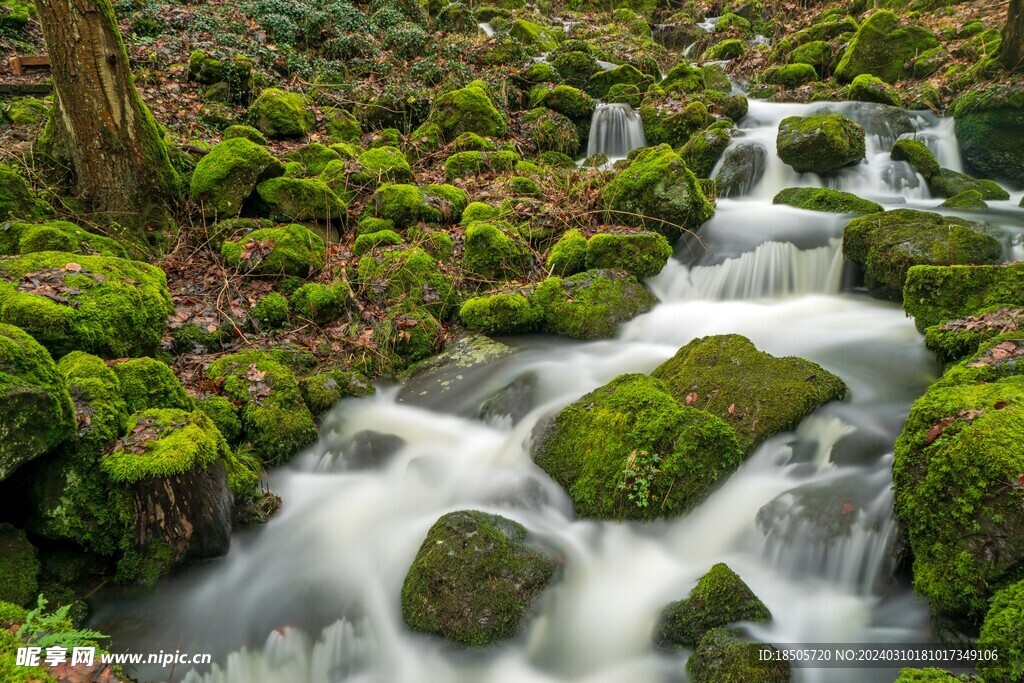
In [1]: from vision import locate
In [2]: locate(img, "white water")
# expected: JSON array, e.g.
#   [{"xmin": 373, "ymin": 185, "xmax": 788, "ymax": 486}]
[
  {"xmin": 586, "ymin": 103, "xmax": 647, "ymax": 161},
  {"xmin": 478, "ymin": 22, "xmax": 494, "ymax": 37},
  {"xmin": 91, "ymin": 101, "xmax": 1024, "ymax": 683}
]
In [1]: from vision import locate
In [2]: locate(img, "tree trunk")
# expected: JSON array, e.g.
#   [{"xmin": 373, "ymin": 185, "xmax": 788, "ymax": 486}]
[
  {"xmin": 34, "ymin": 0, "xmax": 178, "ymax": 244},
  {"xmin": 1004, "ymin": 0, "xmax": 1024, "ymax": 72}
]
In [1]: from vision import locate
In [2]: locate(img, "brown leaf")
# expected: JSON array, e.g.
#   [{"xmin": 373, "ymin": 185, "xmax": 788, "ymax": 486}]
[
  {"xmin": 64, "ymin": 262, "xmax": 82, "ymax": 272},
  {"xmin": 684, "ymin": 392, "xmax": 698, "ymax": 406}
]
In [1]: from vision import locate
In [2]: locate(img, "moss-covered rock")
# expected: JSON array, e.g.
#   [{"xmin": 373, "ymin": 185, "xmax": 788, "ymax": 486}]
[
  {"xmin": 848, "ymin": 74, "xmax": 901, "ymax": 106},
  {"xmin": 0, "ymin": 220, "xmax": 129, "ymax": 259},
  {"xmin": 351, "ymin": 146, "xmax": 414, "ymax": 186},
  {"xmin": 374, "ymin": 303, "xmax": 444, "ymax": 365},
  {"xmin": 508, "ymin": 18, "xmax": 561, "ymax": 51},
  {"xmin": 401, "ymin": 510, "xmax": 556, "ymax": 646},
  {"xmin": 584, "ymin": 231, "xmax": 673, "ymax": 280},
  {"xmin": 0, "ymin": 163, "xmax": 45, "ymax": 222},
  {"xmin": 761, "ymin": 64, "xmax": 817, "ymax": 88},
  {"xmin": 550, "ymin": 51, "xmax": 601, "ymax": 89},
  {"xmin": 687, "ymin": 628, "xmax": 791, "ymax": 683},
  {"xmin": 451, "ymin": 132, "xmax": 495, "ymax": 152},
  {"xmin": 651, "ymin": 334, "xmax": 847, "ymax": 451},
  {"xmin": 0, "ymin": 525, "xmax": 39, "ymax": 606},
  {"xmin": 112, "ymin": 357, "xmax": 194, "ymax": 414},
  {"xmin": 890, "ymin": 139, "xmax": 1009, "ymax": 200},
  {"xmin": 255, "ymin": 177, "xmax": 346, "ymax": 224},
  {"xmin": 251, "ymin": 291, "xmax": 290, "ymax": 329},
  {"xmin": 977, "ymin": 580, "xmax": 1024, "ymax": 683},
  {"xmin": 0, "ymin": 253, "xmax": 173, "ymax": 359},
  {"xmin": 195, "ymin": 394, "xmax": 242, "ymax": 444},
  {"xmin": 540, "ymin": 85, "xmax": 595, "ymax": 125},
  {"xmin": 640, "ymin": 96, "xmax": 711, "ymax": 148},
  {"xmin": 463, "ymin": 221, "xmax": 531, "ymax": 281},
  {"xmin": 904, "ymin": 264, "xmax": 1024, "ymax": 333},
  {"xmin": 427, "ymin": 80, "xmax": 506, "ymax": 141},
  {"xmin": 531, "ymin": 269, "xmax": 657, "ymax": 340},
  {"xmin": 892, "ymin": 668, "xmax": 965, "ymax": 682},
  {"xmin": 290, "ymin": 281, "xmax": 348, "ymax": 324},
  {"xmin": 835, "ymin": 11, "xmax": 939, "ymax": 83},
  {"xmin": 298, "ymin": 369, "xmax": 374, "ymax": 417},
  {"xmin": 354, "ymin": 230, "xmax": 403, "ymax": 256},
  {"xmin": 507, "ymin": 176, "xmax": 541, "ymax": 197},
  {"xmin": 772, "ymin": 187, "xmax": 882, "ymax": 214},
  {"xmin": 939, "ymin": 190, "xmax": 987, "ymax": 210},
  {"xmin": 776, "ymin": 113, "xmax": 865, "ymax": 174},
  {"xmin": 249, "ymin": 88, "xmax": 314, "ymax": 139},
  {"xmin": 190, "ymin": 137, "xmax": 285, "ymax": 218},
  {"xmin": 949, "ymin": 86, "xmax": 1024, "ymax": 189},
  {"xmin": 221, "ymin": 223, "xmax": 326, "ymax": 277},
  {"xmin": 660, "ymin": 62, "xmax": 706, "ymax": 93},
  {"xmin": 656, "ymin": 563, "xmax": 772, "ymax": 650},
  {"xmin": 3, "ymin": 97, "xmax": 47, "ymax": 127},
  {"xmin": 522, "ymin": 107, "xmax": 580, "ymax": 156},
  {"xmin": 223, "ymin": 124, "xmax": 267, "ymax": 145},
  {"xmin": 789, "ymin": 40, "xmax": 833, "ymax": 73},
  {"xmin": 892, "ymin": 375, "xmax": 1024, "ymax": 622},
  {"xmin": 444, "ymin": 151, "xmax": 488, "ymax": 181},
  {"xmin": 843, "ymin": 209, "xmax": 1001, "ymax": 301},
  {"xmin": 546, "ymin": 229, "xmax": 588, "ymax": 276},
  {"xmin": 679, "ymin": 123, "xmax": 733, "ymax": 179},
  {"xmin": 459, "ymin": 293, "xmax": 542, "ymax": 336},
  {"xmin": 601, "ymin": 144, "xmax": 715, "ymax": 242},
  {"xmin": 588, "ymin": 64, "xmax": 651, "ymax": 100},
  {"xmin": 533, "ymin": 373, "xmax": 742, "ymax": 520},
  {"xmin": 357, "ymin": 247, "xmax": 457, "ymax": 318},
  {"xmin": 703, "ymin": 38, "xmax": 745, "ymax": 61},
  {"xmin": 207, "ymin": 351, "xmax": 317, "ymax": 464},
  {"xmin": 285, "ymin": 143, "xmax": 342, "ymax": 176}
]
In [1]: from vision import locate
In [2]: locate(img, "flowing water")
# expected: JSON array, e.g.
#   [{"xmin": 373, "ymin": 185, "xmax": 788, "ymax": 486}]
[
  {"xmin": 586, "ymin": 103, "xmax": 647, "ymax": 162},
  {"xmin": 91, "ymin": 101, "xmax": 1024, "ymax": 683}
]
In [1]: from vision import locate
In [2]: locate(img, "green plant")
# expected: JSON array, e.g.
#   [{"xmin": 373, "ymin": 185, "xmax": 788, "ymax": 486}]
[
  {"xmin": 16, "ymin": 595, "xmax": 107, "ymax": 649},
  {"xmin": 618, "ymin": 449, "xmax": 661, "ymax": 509}
]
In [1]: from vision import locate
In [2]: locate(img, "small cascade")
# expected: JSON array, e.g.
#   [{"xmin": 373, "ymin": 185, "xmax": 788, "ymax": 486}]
[
  {"xmin": 698, "ymin": 15, "xmax": 719, "ymax": 31},
  {"xmin": 586, "ymin": 103, "xmax": 646, "ymax": 160},
  {"xmin": 478, "ymin": 22, "xmax": 494, "ymax": 37},
  {"xmin": 595, "ymin": 59, "xmax": 617, "ymax": 71}
]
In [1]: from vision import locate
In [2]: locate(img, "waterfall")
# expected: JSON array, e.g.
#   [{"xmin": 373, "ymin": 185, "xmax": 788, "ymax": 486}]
[
  {"xmin": 478, "ymin": 22, "xmax": 494, "ymax": 37},
  {"xmin": 585, "ymin": 103, "xmax": 646, "ymax": 160}
]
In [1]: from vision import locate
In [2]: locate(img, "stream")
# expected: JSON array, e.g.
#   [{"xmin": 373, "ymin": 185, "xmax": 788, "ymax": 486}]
[{"xmin": 90, "ymin": 100, "xmax": 1024, "ymax": 683}]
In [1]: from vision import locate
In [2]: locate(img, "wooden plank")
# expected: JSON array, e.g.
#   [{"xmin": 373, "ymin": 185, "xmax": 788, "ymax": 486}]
[
  {"xmin": 8, "ymin": 56, "xmax": 22, "ymax": 77},
  {"xmin": 7, "ymin": 55, "xmax": 50, "ymax": 77},
  {"xmin": 0, "ymin": 83, "xmax": 53, "ymax": 95}
]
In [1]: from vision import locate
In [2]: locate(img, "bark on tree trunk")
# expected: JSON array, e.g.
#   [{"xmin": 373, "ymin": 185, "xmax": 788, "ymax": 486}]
[
  {"xmin": 34, "ymin": 0, "xmax": 178, "ymax": 243},
  {"xmin": 1004, "ymin": 0, "xmax": 1024, "ymax": 72}
]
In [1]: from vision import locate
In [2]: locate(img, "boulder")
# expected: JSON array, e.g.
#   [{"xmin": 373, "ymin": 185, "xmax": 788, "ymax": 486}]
[
  {"xmin": 0, "ymin": 252, "xmax": 173, "ymax": 359},
  {"xmin": 112, "ymin": 357, "xmax": 195, "ymax": 414},
  {"xmin": 531, "ymin": 269, "xmax": 658, "ymax": 340},
  {"xmin": 357, "ymin": 247, "xmax": 457, "ymax": 318},
  {"xmin": 351, "ymin": 146, "xmax": 414, "ymax": 186},
  {"xmin": 903, "ymin": 264, "xmax": 1024, "ymax": 332},
  {"xmin": 939, "ymin": 190, "xmax": 987, "ymax": 210},
  {"xmin": 772, "ymin": 187, "xmax": 882, "ymax": 214},
  {"xmin": 546, "ymin": 229, "xmax": 588, "ymax": 276},
  {"xmin": 842, "ymin": 209, "xmax": 1001, "ymax": 301},
  {"xmin": 715, "ymin": 142, "xmax": 767, "ymax": 198},
  {"xmin": 601, "ymin": 144, "xmax": 715, "ymax": 241},
  {"xmin": 656, "ymin": 563, "xmax": 772, "ymax": 650},
  {"xmin": 298, "ymin": 369, "xmax": 374, "ymax": 417},
  {"xmin": 532, "ymin": 374, "xmax": 742, "ymax": 520},
  {"xmin": 255, "ymin": 177, "xmax": 347, "ymax": 224},
  {"xmin": 0, "ymin": 220, "xmax": 129, "ymax": 258},
  {"xmin": 977, "ymin": 580, "xmax": 1024, "ymax": 683},
  {"xmin": 290, "ymin": 282, "xmax": 348, "ymax": 324},
  {"xmin": 890, "ymin": 139, "xmax": 1009, "ymax": 200},
  {"xmin": 0, "ymin": 525, "xmax": 40, "ymax": 606},
  {"xmin": 848, "ymin": 74, "xmax": 901, "ymax": 106},
  {"xmin": 459, "ymin": 293, "xmax": 543, "ymax": 336},
  {"xmin": 522, "ymin": 107, "xmax": 580, "ymax": 156},
  {"xmin": 221, "ymin": 223, "xmax": 326, "ymax": 277},
  {"xmin": 249, "ymin": 88, "xmax": 315, "ymax": 138},
  {"xmin": 835, "ymin": 11, "xmax": 938, "ymax": 83},
  {"xmin": 462, "ymin": 221, "xmax": 532, "ymax": 281},
  {"xmin": 687, "ymin": 628, "xmax": 791, "ymax": 683},
  {"xmin": 584, "ymin": 231, "xmax": 673, "ymax": 280},
  {"xmin": 776, "ymin": 113, "xmax": 865, "ymax": 174},
  {"xmin": 426, "ymin": 81, "xmax": 506, "ymax": 140},
  {"xmin": 680, "ymin": 122, "xmax": 734, "ymax": 178},
  {"xmin": 949, "ymin": 86, "xmax": 1024, "ymax": 189},
  {"xmin": 401, "ymin": 510, "xmax": 556, "ymax": 646},
  {"xmin": 651, "ymin": 334, "xmax": 847, "ymax": 451},
  {"xmin": 190, "ymin": 138, "xmax": 285, "ymax": 218}
]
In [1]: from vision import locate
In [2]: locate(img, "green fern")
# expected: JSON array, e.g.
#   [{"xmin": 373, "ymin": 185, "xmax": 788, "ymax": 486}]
[{"xmin": 16, "ymin": 595, "xmax": 108, "ymax": 649}]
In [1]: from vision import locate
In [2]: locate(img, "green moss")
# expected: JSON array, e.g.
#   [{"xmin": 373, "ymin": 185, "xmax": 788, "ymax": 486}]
[
  {"xmin": 373, "ymin": 303, "xmax": 444, "ymax": 364},
  {"xmin": 584, "ymin": 231, "xmax": 673, "ymax": 280},
  {"xmin": 939, "ymin": 190, "xmax": 987, "ymax": 210},
  {"xmin": 463, "ymin": 222, "xmax": 531, "ymax": 281},
  {"xmin": 223, "ymin": 124, "xmax": 267, "ymax": 145},
  {"xmin": 0, "ymin": 163, "xmax": 46, "ymax": 222},
  {"xmin": 550, "ymin": 51, "xmax": 600, "ymax": 89},
  {"xmin": 978, "ymin": 580, "xmax": 1024, "ymax": 682},
  {"xmin": 893, "ymin": 669, "xmax": 964, "ymax": 682},
  {"xmin": 546, "ymin": 229, "xmax": 588, "ymax": 276},
  {"xmin": 298, "ymin": 369, "xmax": 374, "ymax": 416},
  {"xmin": 369, "ymin": 183, "xmax": 424, "ymax": 229},
  {"xmin": 357, "ymin": 217, "xmax": 397, "ymax": 236},
  {"xmin": 422, "ymin": 184, "xmax": 469, "ymax": 223},
  {"xmin": 687, "ymin": 628, "xmax": 791, "ymax": 683},
  {"xmin": 286, "ymin": 143, "xmax": 342, "ymax": 176},
  {"xmin": 461, "ymin": 202, "xmax": 501, "ymax": 226},
  {"xmin": 207, "ymin": 351, "xmax": 318, "ymax": 464},
  {"xmin": 776, "ymin": 113, "xmax": 865, "ymax": 174},
  {"xmin": 541, "ymin": 85, "xmax": 595, "ymax": 123},
  {"xmin": 773, "ymin": 187, "xmax": 882, "ymax": 214},
  {"xmin": 187, "ymin": 50, "xmax": 253, "ymax": 102},
  {"xmin": 656, "ymin": 563, "xmax": 771, "ymax": 650},
  {"xmin": 401, "ymin": 510, "xmax": 556, "ymax": 646},
  {"xmin": 601, "ymin": 144, "xmax": 714, "ymax": 242},
  {"xmin": 251, "ymin": 291, "xmax": 290, "ymax": 328},
  {"xmin": 789, "ymin": 40, "xmax": 832, "ymax": 73},
  {"xmin": 680, "ymin": 123, "xmax": 734, "ymax": 178},
  {"xmin": 357, "ymin": 247, "xmax": 457, "ymax": 318},
  {"xmin": 703, "ymin": 38, "xmax": 745, "ymax": 61},
  {"xmin": 660, "ymin": 62, "xmax": 706, "ymax": 93},
  {"xmin": 843, "ymin": 209, "xmax": 1001, "ymax": 301},
  {"xmin": 522, "ymin": 108, "xmax": 580, "ymax": 156},
  {"xmin": 0, "ymin": 628, "xmax": 56, "ymax": 683},
  {"xmin": 354, "ymin": 230, "xmax": 403, "ymax": 256},
  {"xmin": 0, "ymin": 220, "xmax": 128, "ymax": 259},
  {"xmin": 640, "ymin": 96, "xmax": 711, "ymax": 148},
  {"xmin": 112, "ymin": 357, "xmax": 194, "ymax": 414},
  {"xmin": 459, "ymin": 293, "xmax": 542, "ymax": 335},
  {"xmin": 0, "ymin": 253, "xmax": 173, "ymax": 359},
  {"xmin": 248, "ymin": 88, "xmax": 314, "ymax": 138},
  {"xmin": 891, "ymin": 139, "xmax": 1009, "ymax": 200},
  {"xmin": 533, "ymin": 374, "xmax": 742, "ymax": 520},
  {"xmin": 290, "ymin": 281, "xmax": 348, "ymax": 324},
  {"xmin": 369, "ymin": 128, "xmax": 403, "ymax": 149},
  {"xmin": 507, "ymin": 177, "xmax": 541, "ymax": 198},
  {"xmin": 101, "ymin": 408, "xmax": 228, "ymax": 483},
  {"xmin": 190, "ymin": 137, "xmax": 286, "ymax": 218},
  {"xmin": 531, "ymin": 269, "xmax": 657, "ymax": 340},
  {"xmin": 892, "ymin": 375, "xmax": 1024, "ymax": 622},
  {"xmin": 0, "ymin": 525, "xmax": 39, "ymax": 606},
  {"xmin": 351, "ymin": 146, "xmax": 413, "ymax": 186},
  {"xmin": 848, "ymin": 74, "xmax": 901, "ymax": 106},
  {"xmin": 195, "ymin": 394, "xmax": 242, "ymax": 443},
  {"xmin": 451, "ymin": 132, "xmax": 495, "ymax": 152},
  {"xmin": 538, "ymin": 151, "xmax": 576, "ymax": 169},
  {"xmin": 427, "ymin": 80, "xmax": 506, "ymax": 140},
  {"xmin": 949, "ymin": 85, "xmax": 1024, "ymax": 188},
  {"xmin": 324, "ymin": 107, "xmax": 361, "ymax": 142},
  {"xmin": 255, "ymin": 177, "xmax": 346, "ymax": 224},
  {"xmin": 761, "ymin": 63, "xmax": 817, "ymax": 87},
  {"xmin": 221, "ymin": 223, "xmax": 326, "ymax": 277},
  {"xmin": 508, "ymin": 18, "xmax": 561, "ymax": 51},
  {"xmin": 588, "ymin": 64, "xmax": 650, "ymax": 99},
  {"xmin": 904, "ymin": 264, "xmax": 1024, "ymax": 333},
  {"xmin": 444, "ymin": 151, "xmax": 488, "ymax": 181},
  {"xmin": 651, "ymin": 334, "xmax": 847, "ymax": 451},
  {"xmin": 835, "ymin": 11, "xmax": 939, "ymax": 83}
]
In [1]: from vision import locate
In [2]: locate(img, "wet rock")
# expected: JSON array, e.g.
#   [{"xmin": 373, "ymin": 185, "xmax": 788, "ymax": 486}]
[
  {"xmin": 399, "ymin": 334, "xmax": 512, "ymax": 407},
  {"xmin": 338, "ymin": 431, "xmax": 406, "ymax": 468},
  {"xmin": 891, "ymin": 139, "xmax": 1009, "ymax": 200},
  {"xmin": 950, "ymin": 85, "xmax": 1024, "ymax": 188},
  {"xmin": 687, "ymin": 628, "xmax": 791, "ymax": 683},
  {"xmin": 835, "ymin": 10, "xmax": 938, "ymax": 84},
  {"xmin": 777, "ymin": 113, "xmax": 865, "ymax": 174},
  {"xmin": 715, "ymin": 142, "xmax": 767, "ymax": 198},
  {"xmin": 480, "ymin": 373, "xmax": 537, "ymax": 425},
  {"xmin": 531, "ymin": 269, "xmax": 658, "ymax": 340},
  {"xmin": 773, "ymin": 187, "xmax": 882, "ymax": 214},
  {"xmin": 903, "ymin": 263, "xmax": 1024, "ymax": 333}
]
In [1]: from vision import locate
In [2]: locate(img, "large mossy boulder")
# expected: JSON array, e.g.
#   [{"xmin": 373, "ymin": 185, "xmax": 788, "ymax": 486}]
[
  {"xmin": 835, "ymin": 10, "xmax": 938, "ymax": 84},
  {"xmin": 893, "ymin": 375, "xmax": 1024, "ymax": 623},
  {"xmin": 206, "ymin": 351, "xmax": 318, "ymax": 464},
  {"xmin": 0, "ymin": 163, "xmax": 46, "ymax": 222},
  {"xmin": 977, "ymin": 580, "xmax": 1024, "ymax": 683},
  {"xmin": 687, "ymin": 628, "xmax": 792, "ymax": 683},
  {"xmin": 462, "ymin": 221, "xmax": 531, "ymax": 281},
  {"xmin": 0, "ymin": 524, "xmax": 40, "ymax": 606},
  {"xmin": 221, "ymin": 223, "xmax": 326, "ymax": 277},
  {"xmin": 427, "ymin": 80, "xmax": 506, "ymax": 141},
  {"xmin": 584, "ymin": 231, "xmax": 673, "ymax": 280},
  {"xmin": 357, "ymin": 247, "xmax": 457, "ymax": 318},
  {"xmin": 0, "ymin": 220, "xmax": 129, "ymax": 258},
  {"xmin": 531, "ymin": 269, "xmax": 657, "ymax": 340},
  {"xmin": 350, "ymin": 146, "xmax": 414, "ymax": 186},
  {"xmin": 249, "ymin": 88, "xmax": 314, "ymax": 139},
  {"xmin": 772, "ymin": 187, "xmax": 882, "ymax": 214},
  {"xmin": 532, "ymin": 374, "xmax": 742, "ymax": 520},
  {"xmin": 112, "ymin": 357, "xmax": 194, "ymax": 414},
  {"xmin": 949, "ymin": 86, "xmax": 1024, "ymax": 189},
  {"xmin": 459, "ymin": 293, "xmax": 542, "ymax": 336},
  {"xmin": 0, "ymin": 324, "xmax": 75, "ymax": 482},
  {"xmin": 890, "ymin": 139, "xmax": 1009, "ymax": 200},
  {"xmin": 903, "ymin": 264, "xmax": 1024, "ymax": 333},
  {"xmin": 523, "ymin": 107, "xmax": 580, "ymax": 156},
  {"xmin": 843, "ymin": 209, "xmax": 1002, "ymax": 301},
  {"xmin": 651, "ymin": 334, "xmax": 847, "ymax": 451},
  {"xmin": 190, "ymin": 138, "xmax": 285, "ymax": 218},
  {"xmin": 680, "ymin": 123, "xmax": 733, "ymax": 179},
  {"xmin": 601, "ymin": 144, "xmax": 714, "ymax": 242},
  {"xmin": 255, "ymin": 177, "xmax": 347, "ymax": 224},
  {"xmin": 0, "ymin": 252, "xmax": 173, "ymax": 359},
  {"xmin": 401, "ymin": 510, "xmax": 556, "ymax": 646},
  {"xmin": 656, "ymin": 563, "xmax": 772, "ymax": 650},
  {"xmin": 776, "ymin": 113, "xmax": 865, "ymax": 174}
]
